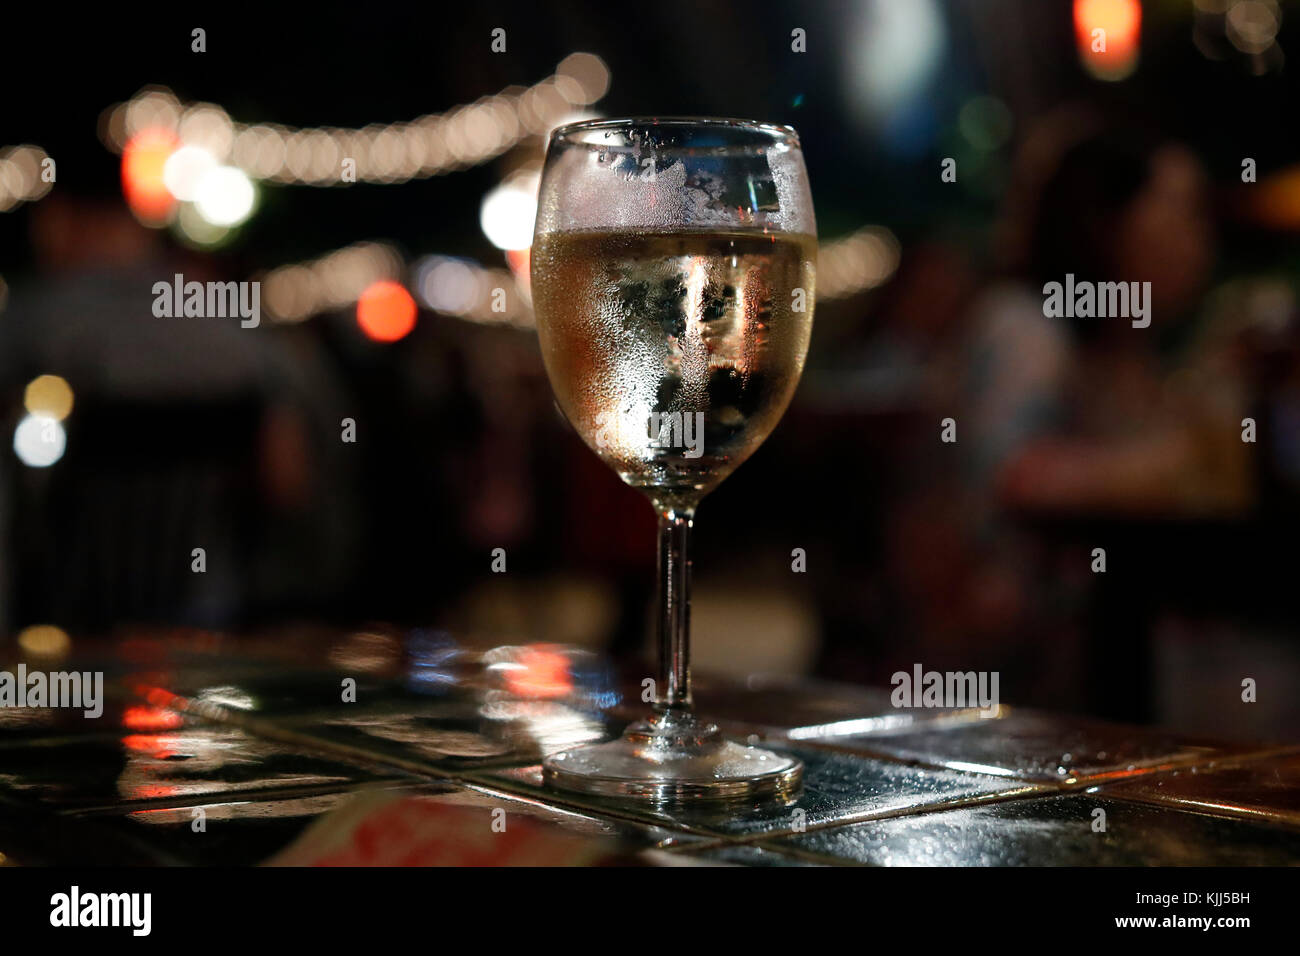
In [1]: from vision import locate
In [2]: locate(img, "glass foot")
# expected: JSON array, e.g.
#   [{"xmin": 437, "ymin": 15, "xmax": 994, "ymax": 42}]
[{"xmin": 542, "ymin": 709, "xmax": 802, "ymax": 804}]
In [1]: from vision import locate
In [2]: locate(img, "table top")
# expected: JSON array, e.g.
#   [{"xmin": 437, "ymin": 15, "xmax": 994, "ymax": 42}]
[{"xmin": 2, "ymin": 628, "xmax": 1297, "ymax": 866}]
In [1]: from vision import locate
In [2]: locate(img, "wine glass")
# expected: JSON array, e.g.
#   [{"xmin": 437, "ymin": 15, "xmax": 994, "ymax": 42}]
[{"xmin": 531, "ymin": 117, "xmax": 816, "ymax": 803}]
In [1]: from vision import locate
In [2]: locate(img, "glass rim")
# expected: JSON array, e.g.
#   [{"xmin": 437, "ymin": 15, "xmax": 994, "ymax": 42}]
[{"xmin": 549, "ymin": 116, "xmax": 800, "ymax": 146}]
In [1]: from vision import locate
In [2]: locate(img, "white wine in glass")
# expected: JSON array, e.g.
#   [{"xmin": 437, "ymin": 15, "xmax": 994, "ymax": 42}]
[
  {"xmin": 532, "ymin": 118, "xmax": 816, "ymax": 802},
  {"xmin": 533, "ymin": 229, "xmax": 815, "ymax": 501}
]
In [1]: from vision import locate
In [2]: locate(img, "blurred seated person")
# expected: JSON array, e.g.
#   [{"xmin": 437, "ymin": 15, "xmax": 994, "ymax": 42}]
[
  {"xmin": 965, "ymin": 107, "xmax": 1251, "ymax": 519},
  {"xmin": 0, "ymin": 192, "xmax": 359, "ymax": 634},
  {"xmin": 876, "ymin": 109, "xmax": 1254, "ymax": 715}
]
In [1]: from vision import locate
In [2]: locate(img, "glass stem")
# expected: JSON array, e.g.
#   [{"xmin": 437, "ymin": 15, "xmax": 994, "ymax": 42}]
[{"xmin": 655, "ymin": 504, "xmax": 695, "ymax": 712}]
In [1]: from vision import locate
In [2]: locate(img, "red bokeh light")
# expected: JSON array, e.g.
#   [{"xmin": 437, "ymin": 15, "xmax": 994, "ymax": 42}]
[
  {"xmin": 1073, "ymin": 0, "xmax": 1141, "ymax": 78},
  {"xmin": 356, "ymin": 280, "xmax": 418, "ymax": 342},
  {"xmin": 121, "ymin": 128, "xmax": 179, "ymax": 223}
]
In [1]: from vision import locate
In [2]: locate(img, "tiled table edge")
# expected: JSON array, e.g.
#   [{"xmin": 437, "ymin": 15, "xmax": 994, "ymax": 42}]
[
  {"xmin": 57, "ymin": 779, "xmax": 419, "ymax": 819},
  {"xmin": 119, "ymin": 679, "xmax": 1300, "ymax": 860},
  {"xmin": 1094, "ymin": 788, "xmax": 1300, "ymax": 831},
  {"xmin": 655, "ymin": 746, "xmax": 1300, "ymax": 864},
  {"xmin": 115, "ymin": 683, "xmax": 699, "ymax": 850},
  {"xmin": 771, "ymin": 718, "xmax": 1300, "ymax": 789},
  {"xmin": 108, "ymin": 683, "xmax": 1007, "ymax": 854},
  {"xmin": 1086, "ymin": 747, "xmax": 1300, "ymax": 831}
]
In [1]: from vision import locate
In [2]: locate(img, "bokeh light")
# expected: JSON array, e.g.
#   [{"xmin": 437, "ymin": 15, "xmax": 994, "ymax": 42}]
[
  {"xmin": 356, "ymin": 280, "xmax": 418, "ymax": 342},
  {"xmin": 416, "ymin": 256, "xmax": 482, "ymax": 315},
  {"xmin": 13, "ymin": 414, "xmax": 66, "ymax": 468},
  {"xmin": 23, "ymin": 374, "xmax": 74, "ymax": 420},
  {"xmin": 480, "ymin": 171, "xmax": 540, "ymax": 251},
  {"xmin": 121, "ymin": 128, "xmax": 179, "ymax": 223},
  {"xmin": 846, "ymin": 0, "xmax": 946, "ymax": 135},
  {"xmin": 555, "ymin": 52, "xmax": 611, "ymax": 104},
  {"xmin": 1226, "ymin": 0, "xmax": 1282, "ymax": 56},
  {"xmin": 162, "ymin": 144, "xmax": 218, "ymax": 201},
  {"xmin": 263, "ymin": 242, "xmax": 403, "ymax": 323},
  {"xmin": 16, "ymin": 624, "xmax": 71, "ymax": 659},
  {"xmin": 0, "ymin": 145, "xmax": 54, "ymax": 212},
  {"xmin": 101, "ymin": 55, "xmax": 610, "ymax": 189},
  {"xmin": 193, "ymin": 165, "xmax": 256, "ymax": 226},
  {"xmin": 1074, "ymin": 0, "xmax": 1142, "ymax": 81}
]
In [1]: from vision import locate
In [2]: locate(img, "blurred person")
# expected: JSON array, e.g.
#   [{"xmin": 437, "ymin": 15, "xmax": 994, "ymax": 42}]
[
  {"xmin": 865, "ymin": 108, "xmax": 1255, "ymax": 716},
  {"xmin": 969, "ymin": 108, "xmax": 1248, "ymax": 517},
  {"xmin": 0, "ymin": 193, "xmax": 360, "ymax": 635},
  {"xmin": 941, "ymin": 107, "xmax": 1254, "ymax": 715}
]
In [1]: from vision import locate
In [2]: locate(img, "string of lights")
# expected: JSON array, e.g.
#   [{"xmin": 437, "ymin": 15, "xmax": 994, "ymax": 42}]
[
  {"xmin": 12, "ymin": 49, "xmax": 896, "ymax": 340},
  {"xmin": 258, "ymin": 225, "xmax": 899, "ymax": 335},
  {"xmin": 100, "ymin": 53, "xmax": 610, "ymax": 188}
]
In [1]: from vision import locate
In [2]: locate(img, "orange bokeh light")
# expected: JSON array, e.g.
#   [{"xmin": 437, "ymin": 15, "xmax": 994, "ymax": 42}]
[
  {"xmin": 121, "ymin": 128, "xmax": 179, "ymax": 223},
  {"xmin": 356, "ymin": 280, "xmax": 418, "ymax": 342},
  {"xmin": 1073, "ymin": 0, "xmax": 1141, "ymax": 79}
]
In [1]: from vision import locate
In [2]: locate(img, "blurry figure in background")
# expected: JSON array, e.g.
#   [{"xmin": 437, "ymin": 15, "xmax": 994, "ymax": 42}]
[
  {"xmin": 973, "ymin": 108, "xmax": 1248, "ymax": 518},
  {"xmin": 0, "ymin": 193, "xmax": 359, "ymax": 635},
  {"xmin": 887, "ymin": 107, "xmax": 1254, "ymax": 715}
]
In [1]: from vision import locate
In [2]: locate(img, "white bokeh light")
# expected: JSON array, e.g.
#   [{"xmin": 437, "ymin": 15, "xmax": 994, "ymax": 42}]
[
  {"xmin": 13, "ymin": 414, "xmax": 66, "ymax": 467},
  {"xmin": 194, "ymin": 165, "xmax": 256, "ymax": 226},
  {"xmin": 846, "ymin": 0, "xmax": 946, "ymax": 124},
  {"xmin": 480, "ymin": 173, "xmax": 539, "ymax": 251},
  {"xmin": 162, "ymin": 145, "xmax": 218, "ymax": 201},
  {"xmin": 416, "ymin": 256, "xmax": 482, "ymax": 315}
]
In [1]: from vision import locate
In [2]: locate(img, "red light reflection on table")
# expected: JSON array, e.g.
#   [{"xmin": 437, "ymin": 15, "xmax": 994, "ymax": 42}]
[
  {"xmin": 504, "ymin": 645, "xmax": 574, "ymax": 699},
  {"xmin": 123, "ymin": 705, "xmax": 185, "ymax": 732}
]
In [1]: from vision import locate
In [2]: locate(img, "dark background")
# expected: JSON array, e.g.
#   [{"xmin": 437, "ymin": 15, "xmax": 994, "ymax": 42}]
[{"xmin": 2, "ymin": 1, "xmax": 1298, "ymax": 738}]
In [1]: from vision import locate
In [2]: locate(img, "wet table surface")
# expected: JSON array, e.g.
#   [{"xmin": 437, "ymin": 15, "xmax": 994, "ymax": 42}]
[{"xmin": 1, "ymin": 628, "xmax": 1297, "ymax": 866}]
